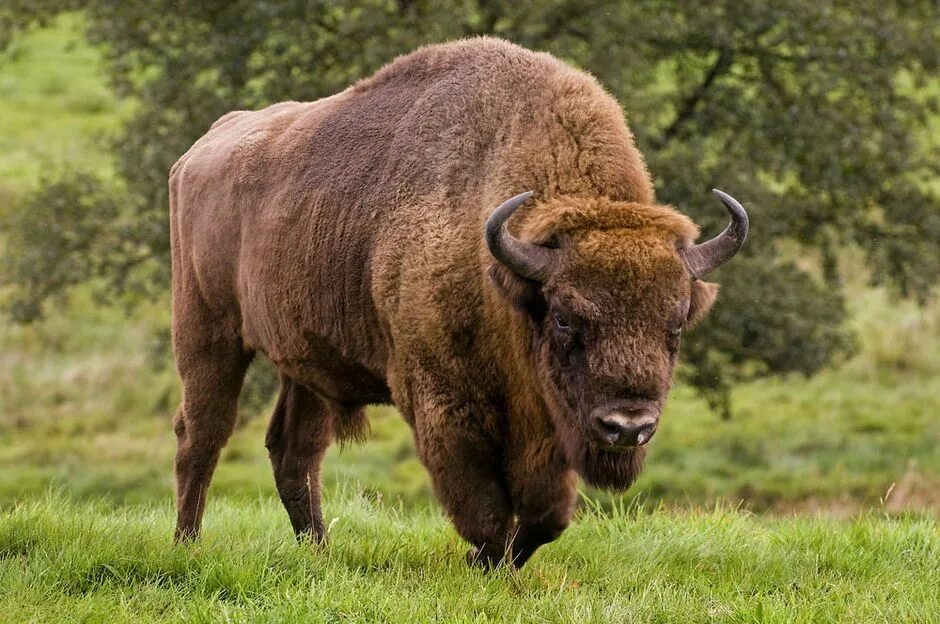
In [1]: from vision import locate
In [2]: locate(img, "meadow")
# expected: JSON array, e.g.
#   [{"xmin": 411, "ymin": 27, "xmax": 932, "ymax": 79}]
[
  {"xmin": 1, "ymin": 15, "xmax": 939, "ymax": 623},
  {"xmin": 3, "ymin": 495, "xmax": 939, "ymax": 622}
]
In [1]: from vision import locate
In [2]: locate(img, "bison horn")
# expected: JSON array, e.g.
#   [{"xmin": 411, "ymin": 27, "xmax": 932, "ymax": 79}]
[
  {"xmin": 485, "ymin": 191, "xmax": 554, "ymax": 281},
  {"xmin": 679, "ymin": 189, "xmax": 749, "ymax": 280}
]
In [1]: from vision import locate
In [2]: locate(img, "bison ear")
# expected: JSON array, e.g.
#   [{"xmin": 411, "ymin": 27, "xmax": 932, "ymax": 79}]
[
  {"xmin": 489, "ymin": 264, "xmax": 547, "ymax": 321},
  {"xmin": 686, "ymin": 280, "xmax": 719, "ymax": 328}
]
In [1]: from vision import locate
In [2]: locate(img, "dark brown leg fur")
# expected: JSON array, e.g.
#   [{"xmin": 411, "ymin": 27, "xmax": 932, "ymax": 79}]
[
  {"xmin": 265, "ymin": 377, "xmax": 335, "ymax": 542},
  {"xmin": 508, "ymin": 494, "xmax": 575, "ymax": 568},
  {"xmin": 504, "ymin": 445, "xmax": 577, "ymax": 568},
  {"xmin": 450, "ymin": 450, "xmax": 573, "ymax": 569},
  {"xmin": 441, "ymin": 452, "xmax": 514, "ymax": 569},
  {"xmin": 412, "ymin": 397, "xmax": 515, "ymax": 567}
]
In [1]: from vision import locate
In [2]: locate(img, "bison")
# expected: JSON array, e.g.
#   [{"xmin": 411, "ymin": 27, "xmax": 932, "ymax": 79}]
[{"xmin": 169, "ymin": 37, "xmax": 748, "ymax": 568}]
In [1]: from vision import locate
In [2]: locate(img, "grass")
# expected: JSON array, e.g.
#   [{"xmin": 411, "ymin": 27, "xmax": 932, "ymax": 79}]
[{"xmin": 2, "ymin": 493, "xmax": 938, "ymax": 623}]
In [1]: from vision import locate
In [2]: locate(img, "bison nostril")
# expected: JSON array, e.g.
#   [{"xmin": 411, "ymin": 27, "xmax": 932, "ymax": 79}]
[
  {"xmin": 595, "ymin": 412, "xmax": 658, "ymax": 447},
  {"xmin": 597, "ymin": 414, "xmax": 629, "ymax": 443},
  {"xmin": 634, "ymin": 422, "xmax": 656, "ymax": 446}
]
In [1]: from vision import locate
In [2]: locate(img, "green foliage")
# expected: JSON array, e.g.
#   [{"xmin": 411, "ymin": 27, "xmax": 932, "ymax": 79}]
[
  {"xmin": 237, "ymin": 357, "xmax": 281, "ymax": 426},
  {"xmin": 0, "ymin": 0, "xmax": 81, "ymax": 51},
  {"xmin": 1, "ymin": 494, "xmax": 938, "ymax": 622},
  {"xmin": 0, "ymin": 170, "xmax": 122, "ymax": 322},
  {"xmin": 2, "ymin": 2, "xmax": 939, "ymax": 409},
  {"xmin": 682, "ymin": 258, "xmax": 858, "ymax": 417}
]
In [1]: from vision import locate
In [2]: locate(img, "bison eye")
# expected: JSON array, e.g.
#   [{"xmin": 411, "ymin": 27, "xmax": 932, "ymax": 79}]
[
  {"xmin": 553, "ymin": 311, "xmax": 572, "ymax": 332},
  {"xmin": 667, "ymin": 325, "xmax": 682, "ymax": 354}
]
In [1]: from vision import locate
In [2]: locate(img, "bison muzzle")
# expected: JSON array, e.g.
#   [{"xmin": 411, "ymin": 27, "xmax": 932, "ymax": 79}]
[{"xmin": 168, "ymin": 37, "xmax": 748, "ymax": 568}]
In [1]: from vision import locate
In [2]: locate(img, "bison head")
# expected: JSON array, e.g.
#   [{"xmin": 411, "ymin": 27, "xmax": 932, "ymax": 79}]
[{"xmin": 486, "ymin": 190, "xmax": 748, "ymax": 490}]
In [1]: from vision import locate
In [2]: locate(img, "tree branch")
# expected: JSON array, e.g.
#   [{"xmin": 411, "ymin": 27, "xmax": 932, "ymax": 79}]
[{"xmin": 653, "ymin": 48, "xmax": 734, "ymax": 150}]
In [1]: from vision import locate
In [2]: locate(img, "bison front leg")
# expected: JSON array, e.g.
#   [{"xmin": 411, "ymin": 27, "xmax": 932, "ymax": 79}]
[
  {"xmin": 412, "ymin": 400, "xmax": 514, "ymax": 567},
  {"xmin": 265, "ymin": 377, "xmax": 334, "ymax": 543},
  {"xmin": 506, "ymin": 445, "xmax": 577, "ymax": 568},
  {"xmin": 430, "ymin": 444, "xmax": 515, "ymax": 568}
]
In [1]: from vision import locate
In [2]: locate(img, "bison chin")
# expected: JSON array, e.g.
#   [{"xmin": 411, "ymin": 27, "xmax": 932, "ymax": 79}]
[{"xmin": 570, "ymin": 442, "xmax": 647, "ymax": 492}]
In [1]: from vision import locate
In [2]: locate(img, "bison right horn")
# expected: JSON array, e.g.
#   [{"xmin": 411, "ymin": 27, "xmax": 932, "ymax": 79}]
[
  {"xmin": 678, "ymin": 189, "xmax": 749, "ymax": 280},
  {"xmin": 485, "ymin": 191, "xmax": 555, "ymax": 281}
]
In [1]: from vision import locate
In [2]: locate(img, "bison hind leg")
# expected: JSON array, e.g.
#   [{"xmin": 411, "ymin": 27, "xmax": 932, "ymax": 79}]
[
  {"xmin": 173, "ymin": 337, "xmax": 254, "ymax": 542},
  {"xmin": 266, "ymin": 378, "xmax": 368, "ymax": 542}
]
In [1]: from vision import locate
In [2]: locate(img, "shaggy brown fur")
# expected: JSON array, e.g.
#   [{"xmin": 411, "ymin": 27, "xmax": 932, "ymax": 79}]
[{"xmin": 169, "ymin": 37, "xmax": 720, "ymax": 567}]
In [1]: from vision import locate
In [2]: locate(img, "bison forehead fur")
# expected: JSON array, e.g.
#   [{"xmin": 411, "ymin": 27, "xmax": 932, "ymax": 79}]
[{"xmin": 168, "ymin": 37, "xmax": 723, "ymax": 568}]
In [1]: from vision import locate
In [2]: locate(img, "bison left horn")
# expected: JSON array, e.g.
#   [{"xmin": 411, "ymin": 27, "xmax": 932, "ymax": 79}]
[
  {"xmin": 485, "ymin": 191, "xmax": 555, "ymax": 281},
  {"xmin": 679, "ymin": 189, "xmax": 749, "ymax": 280}
]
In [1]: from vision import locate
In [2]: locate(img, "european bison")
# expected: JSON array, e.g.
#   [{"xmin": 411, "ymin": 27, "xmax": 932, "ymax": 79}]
[{"xmin": 169, "ymin": 37, "xmax": 748, "ymax": 567}]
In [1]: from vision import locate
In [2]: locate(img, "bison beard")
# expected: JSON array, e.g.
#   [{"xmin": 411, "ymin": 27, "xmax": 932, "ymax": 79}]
[
  {"xmin": 546, "ymin": 387, "xmax": 648, "ymax": 491},
  {"xmin": 576, "ymin": 445, "xmax": 647, "ymax": 492},
  {"xmin": 552, "ymin": 415, "xmax": 648, "ymax": 491},
  {"xmin": 167, "ymin": 37, "xmax": 747, "ymax": 569}
]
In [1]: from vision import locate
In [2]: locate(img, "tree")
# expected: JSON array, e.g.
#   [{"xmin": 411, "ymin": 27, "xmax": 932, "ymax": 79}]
[{"xmin": 2, "ymin": 0, "xmax": 938, "ymax": 413}]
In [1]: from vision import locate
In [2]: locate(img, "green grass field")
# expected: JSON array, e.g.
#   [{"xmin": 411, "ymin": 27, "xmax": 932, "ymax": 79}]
[
  {"xmin": 3, "ymin": 495, "xmax": 938, "ymax": 623},
  {"xmin": 1, "ymin": 15, "xmax": 939, "ymax": 623}
]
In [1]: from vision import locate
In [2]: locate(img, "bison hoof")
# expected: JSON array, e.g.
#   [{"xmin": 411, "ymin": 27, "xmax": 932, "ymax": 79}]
[
  {"xmin": 466, "ymin": 546, "xmax": 510, "ymax": 570},
  {"xmin": 296, "ymin": 531, "xmax": 328, "ymax": 549}
]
